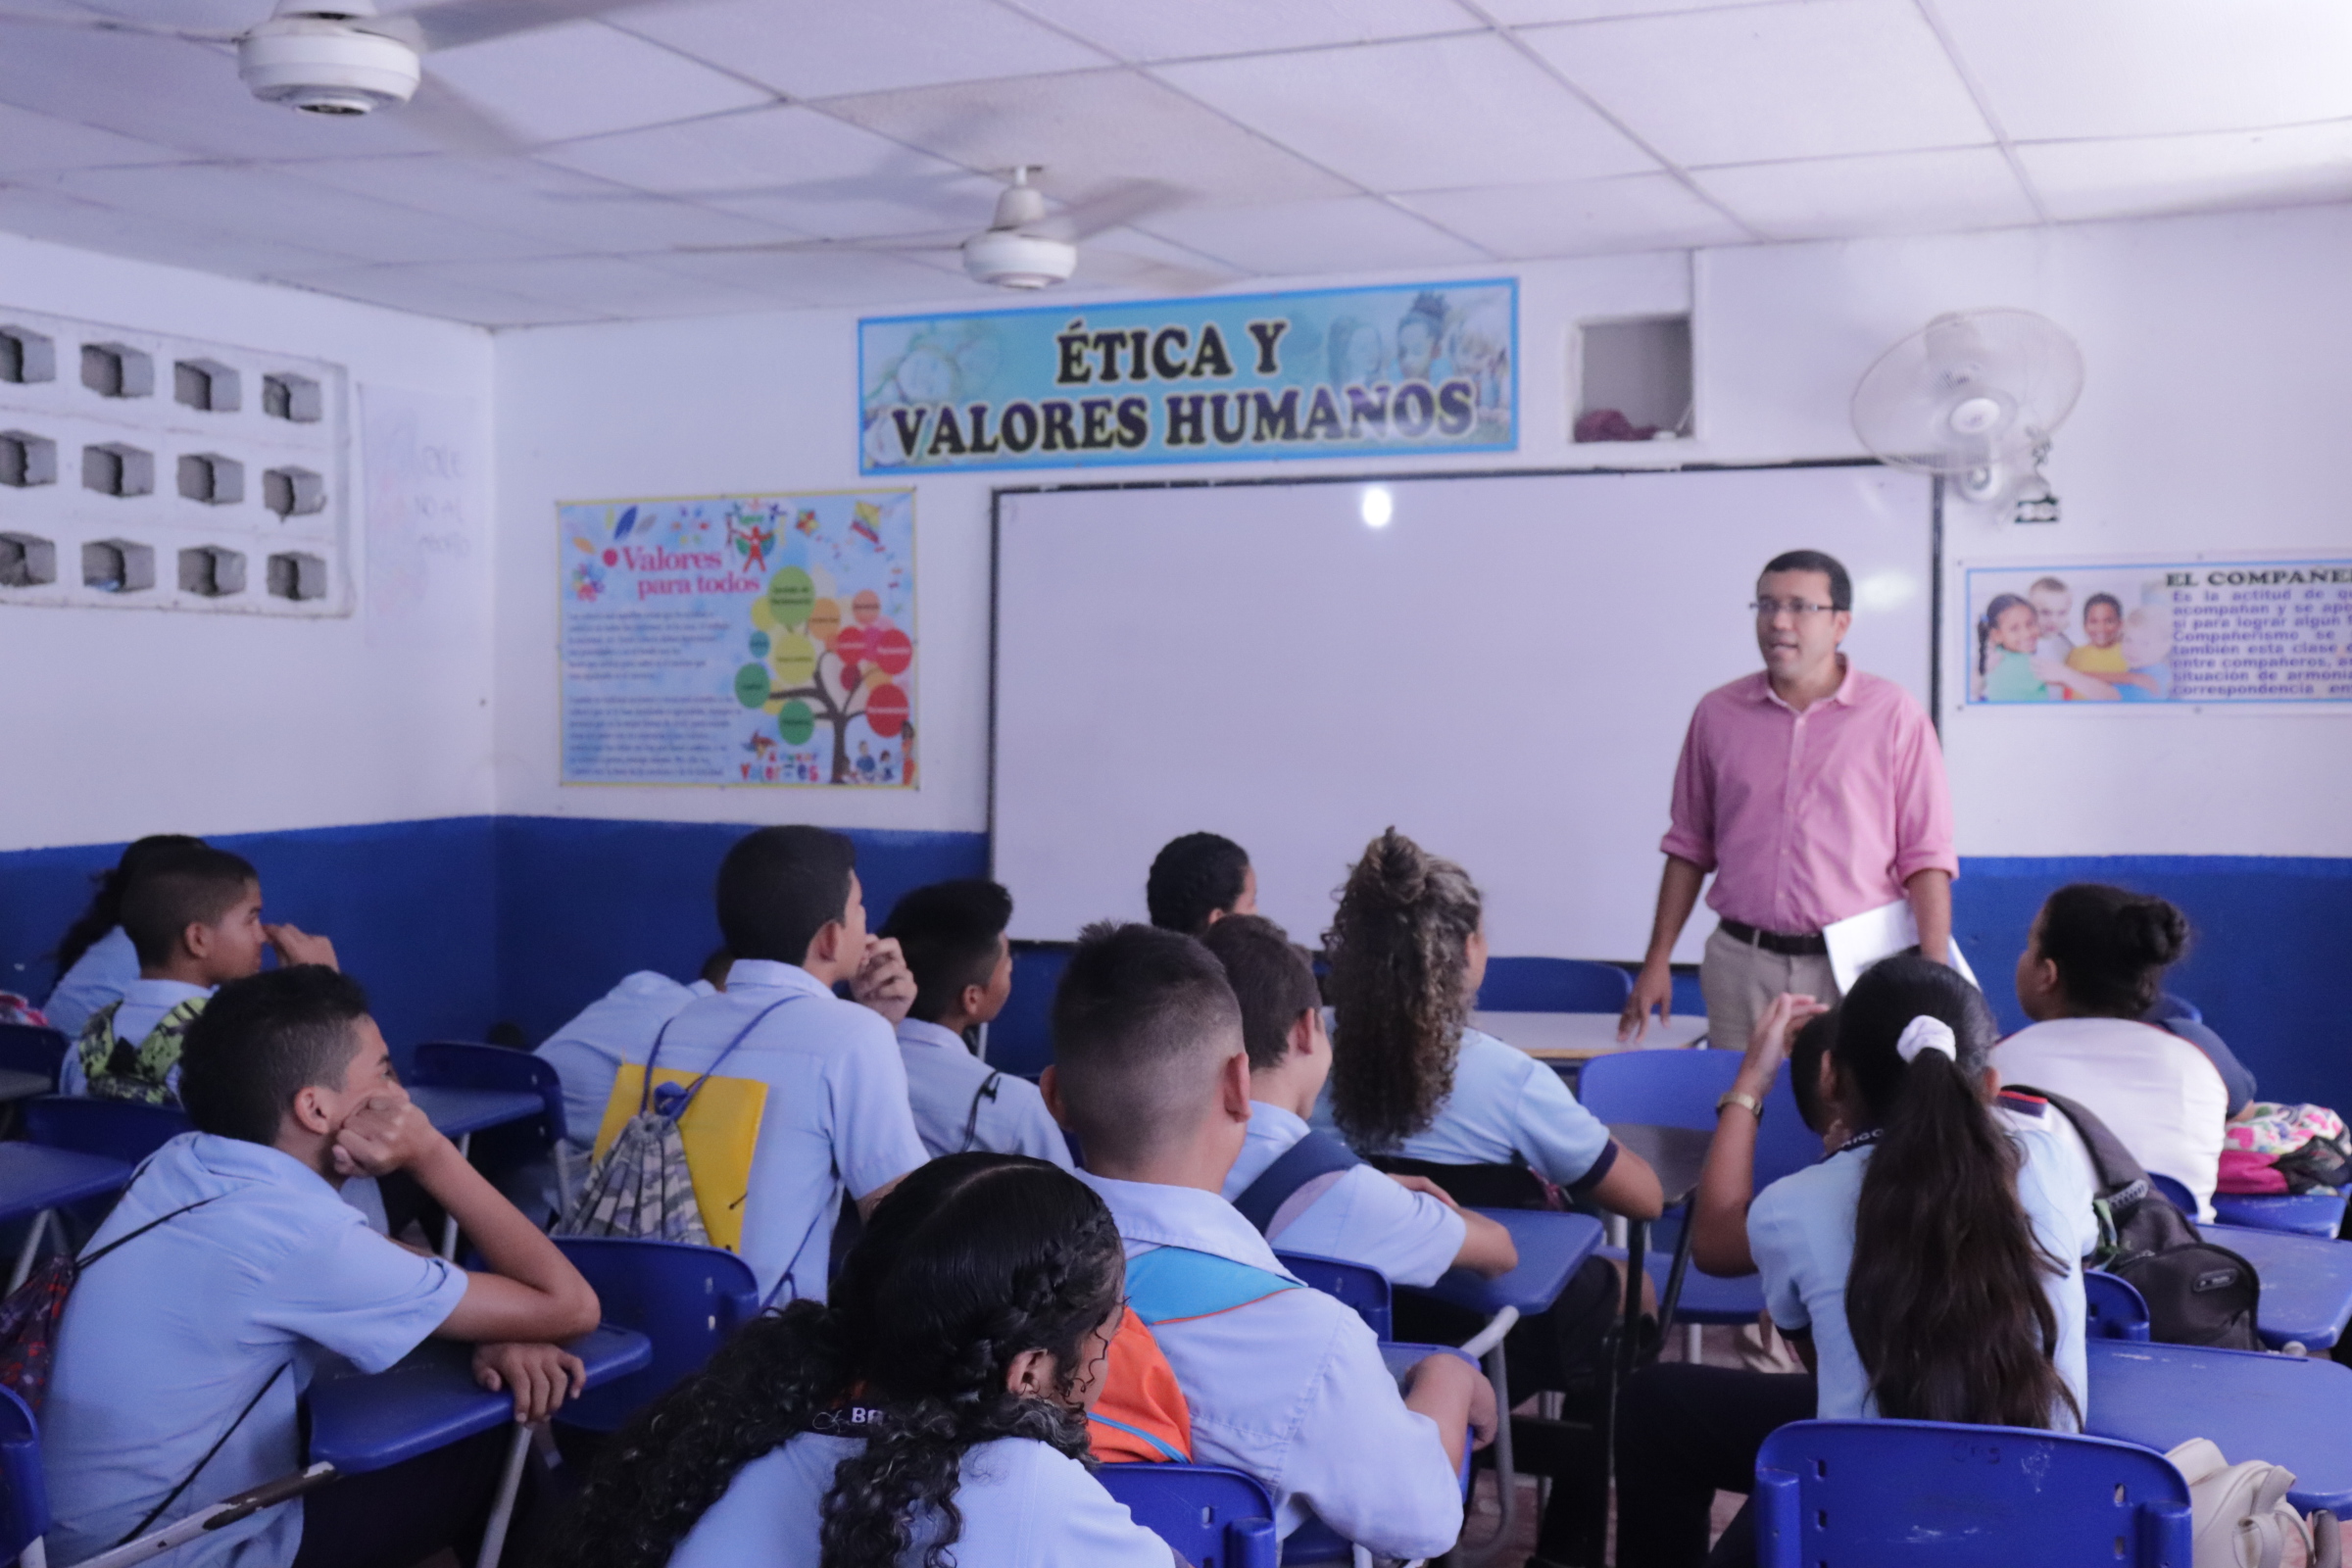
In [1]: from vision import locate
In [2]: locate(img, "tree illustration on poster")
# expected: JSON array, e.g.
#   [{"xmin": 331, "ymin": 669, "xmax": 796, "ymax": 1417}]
[{"xmin": 740, "ymin": 566, "xmax": 916, "ymax": 784}]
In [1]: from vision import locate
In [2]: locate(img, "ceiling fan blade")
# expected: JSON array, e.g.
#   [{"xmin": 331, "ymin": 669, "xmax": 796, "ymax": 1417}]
[
  {"xmin": 675, "ymin": 235, "xmax": 966, "ymax": 257},
  {"xmin": 549, "ymin": 173, "xmax": 979, "ymax": 206},
  {"xmin": 384, "ymin": 0, "xmax": 710, "ymax": 54},
  {"xmin": 400, "ymin": 72, "xmax": 536, "ymax": 154},
  {"xmin": 1045, "ymin": 179, "xmax": 1190, "ymax": 243},
  {"xmin": 0, "ymin": 9, "xmax": 234, "ymax": 41}
]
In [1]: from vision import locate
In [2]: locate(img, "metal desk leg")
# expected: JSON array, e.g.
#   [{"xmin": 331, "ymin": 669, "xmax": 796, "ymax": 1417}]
[
  {"xmin": 1446, "ymin": 1306, "xmax": 1521, "ymax": 1568},
  {"xmin": 1597, "ymin": 1217, "xmax": 1649, "ymax": 1566},
  {"xmin": 438, "ymin": 1133, "xmax": 472, "ymax": 1260},
  {"xmin": 474, "ymin": 1421, "xmax": 531, "ymax": 1568},
  {"xmin": 8, "ymin": 1209, "xmax": 49, "ymax": 1293}
]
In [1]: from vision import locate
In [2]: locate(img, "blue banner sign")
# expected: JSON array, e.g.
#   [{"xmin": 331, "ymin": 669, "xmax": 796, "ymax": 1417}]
[{"xmin": 859, "ymin": 278, "xmax": 1517, "ymax": 473}]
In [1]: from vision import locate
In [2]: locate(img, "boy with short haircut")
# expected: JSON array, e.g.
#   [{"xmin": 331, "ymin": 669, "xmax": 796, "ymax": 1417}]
[
  {"xmin": 878, "ymin": 878, "xmax": 1071, "ymax": 1168},
  {"xmin": 596, "ymin": 825, "xmax": 928, "ymax": 1303},
  {"xmin": 1043, "ymin": 922, "xmax": 1485, "ymax": 1559},
  {"xmin": 64, "ymin": 844, "xmax": 338, "ymax": 1102},
  {"xmin": 43, "ymin": 966, "xmax": 599, "ymax": 1568},
  {"xmin": 1200, "ymin": 914, "xmax": 1516, "ymax": 1285},
  {"xmin": 2029, "ymin": 575, "xmax": 2076, "ymax": 661},
  {"xmin": 1145, "ymin": 832, "xmax": 1256, "ymax": 936}
]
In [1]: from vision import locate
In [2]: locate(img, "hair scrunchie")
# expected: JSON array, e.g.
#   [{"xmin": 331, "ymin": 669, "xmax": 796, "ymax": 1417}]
[{"xmin": 1894, "ymin": 1014, "xmax": 1958, "ymax": 1064}]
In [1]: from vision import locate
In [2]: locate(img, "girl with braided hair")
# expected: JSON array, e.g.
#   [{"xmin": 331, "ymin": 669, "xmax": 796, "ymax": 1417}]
[{"xmin": 549, "ymin": 1152, "xmax": 1173, "ymax": 1568}]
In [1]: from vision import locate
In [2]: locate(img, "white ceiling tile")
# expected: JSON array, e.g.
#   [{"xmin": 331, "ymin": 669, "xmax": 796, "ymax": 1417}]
[
  {"xmin": 1483, "ymin": 0, "xmax": 1787, "ymax": 21},
  {"xmin": 0, "ymin": 101, "xmax": 194, "ymax": 174},
  {"xmin": 405, "ymin": 255, "xmax": 785, "ymax": 318},
  {"xmin": 2018, "ymin": 124, "xmax": 2352, "ymax": 222},
  {"xmin": 1156, "ymin": 33, "xmax": 1655, "ymax": 191},
  {"xmin": 1934, "ymin": 0, "xmax": 2352, "ymax": 142},
  {"xmin": 617, "ymin": 0, "xmax": 1112, "ymax": 98},
  {"xmin": 820, "ymin": 70, "xmax": 1351, "ymax": 211},
  {"xmin": 1692, "ymin": 146, "xmax": 2034, "ymax": 239},
  {"xmin": 272, "ymin": 154, "xmax": 803, "ymax": 250},
  {"xmin": 653, "ymin": 244, "xmax": 979, "ymax": 308},
  {"xmin": 271, "ymin": 263, "xmax": 604, "ymax": 325},
  {"xmin": 1523, "ymin": 0, "xmax": 1990, "ymax": 165},
  {"xmin": 1009, "ymin": 0, "xmax": 1475, "ymax": 63},
  {"xmin": 425, "ymin": 23, "xmax": 774, "ymax": 146},
  {"xmin": 1138, "ymin": 195, "xmax": 1487, "ymax": 274},
  {"xmin": 0, "ymin": 180, "xmax": 353, "ymax": 275},
  {"xmin": 1396, "ymin": 172, "xmax": 1747, "ymax": 255}
]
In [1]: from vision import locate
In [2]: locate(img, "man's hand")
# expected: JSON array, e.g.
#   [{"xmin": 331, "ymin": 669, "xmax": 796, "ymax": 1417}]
[
  {"xmin": 471, "ymin": 1343, "xmax": 587, "ymax": 1424},
  {"xmin": 265, "ymin": 923, "xmax": 339, "ymax": 971},
  {"xmin": 1619, "ymin": 958, "xmax": 1675, "ymax": 1043},
  {"xmin": 331, "ymin": 1086, "xmax": 452, "ymax": 1180},
  {"xmin": 1388, "ymin": 1173, "xmax": 1463, "ymax": 1211},
  {"xmin": 851, "ymin": 936, "xmax": 916, "ymax": 1027}
]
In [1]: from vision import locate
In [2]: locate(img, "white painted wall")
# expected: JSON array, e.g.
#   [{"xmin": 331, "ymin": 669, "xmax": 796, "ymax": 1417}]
[{"xmin": 0, "ymin": 229, "xmax": 497, "ymax": 853}]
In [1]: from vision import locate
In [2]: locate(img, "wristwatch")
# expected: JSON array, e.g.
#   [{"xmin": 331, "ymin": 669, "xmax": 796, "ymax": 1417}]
[{"xmin": 1716, "ymin": 1090, "xmax": 1764, "ymax": 1120}]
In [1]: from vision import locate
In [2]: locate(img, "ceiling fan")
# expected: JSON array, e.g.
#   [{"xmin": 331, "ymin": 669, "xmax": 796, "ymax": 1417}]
[
  {"xmin": 676, "ymin": 167, "xmax": 1221, "ymax": 294},
  {"xmin": 0, "ymin": 0, "xmax": 702, "ymax": 143}
]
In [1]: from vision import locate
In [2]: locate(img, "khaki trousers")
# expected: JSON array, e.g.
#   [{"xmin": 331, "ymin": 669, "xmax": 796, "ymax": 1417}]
[{"xmin": 1698, "ymin": 924, "xmax": 1839, "ymax": 1053}]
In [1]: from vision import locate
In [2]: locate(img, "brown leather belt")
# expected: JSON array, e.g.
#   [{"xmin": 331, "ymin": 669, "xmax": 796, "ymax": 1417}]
[{"xmin": 1718, "ymin": 917, "xmax": 1829, "ymax": 956}]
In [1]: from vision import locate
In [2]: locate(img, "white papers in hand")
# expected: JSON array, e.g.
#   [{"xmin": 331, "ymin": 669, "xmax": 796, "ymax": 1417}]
[{"xmin": 1823, "ymin": 899, "xmax": 1978, "ymax": 994}]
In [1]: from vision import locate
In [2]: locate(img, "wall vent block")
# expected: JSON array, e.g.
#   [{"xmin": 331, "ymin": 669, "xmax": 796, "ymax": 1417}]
[
  {"xmin": 177, "ymin": 452, "xmax": 245, "ymax": 505},
  {"xmin": 264, "ymin": 465, "xmax": 326, "ymax": 516},
  {"xmin": 173, "ymin": 358, "xmax": 242, "ymax": 413},
  {"xmin": 0, "ymin": 532, "xmax": 56, "ymax": 588},
  {"xmin": 177, "ymin": 545, "xmax": 246, "ymax": 597},
  {"xmin": 0, "ymin": 326, "xmax": 56, "ymax": 385},
  {"xmin": 81, "ymin": 538, "xmax": 155, "ymax": 593},
  {"xmin": 80, "ymin": 342, "xmax": 154, "ymax": 399},
  {"xmin": 0, "ymin": 430, "xmax": 57, "ymax": 487},
  {"xmin": 267, "ymin": 551, "xmax": 327, "ymax": 601},
  {"xmin": 82, "ymin": 442, "xmax": 155, "ymax": 497},
  {"xmin": 262, "ymin": 372, "xmax": 322, "ymax": 423}
]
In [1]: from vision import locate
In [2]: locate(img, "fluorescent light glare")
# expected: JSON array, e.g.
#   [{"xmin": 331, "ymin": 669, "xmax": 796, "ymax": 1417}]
[{"xmin": 1360, "ymin": 485, "xmax": 1394, "ymax": 528}]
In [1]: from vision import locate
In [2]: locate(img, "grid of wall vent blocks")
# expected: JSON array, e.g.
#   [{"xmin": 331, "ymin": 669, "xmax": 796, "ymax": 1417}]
[{"xmin": 0, "ymin": 308, "xmax": 347, "ymax": 616}]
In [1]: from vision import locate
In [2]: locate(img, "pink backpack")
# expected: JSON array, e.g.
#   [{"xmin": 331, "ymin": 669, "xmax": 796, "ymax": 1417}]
[{"xmin": 2221, "ymin": 1103, "xmax": 2352, "ymax": 1196}]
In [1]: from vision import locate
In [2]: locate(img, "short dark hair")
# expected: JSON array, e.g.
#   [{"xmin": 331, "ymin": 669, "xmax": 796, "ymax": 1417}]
[
  {"xmin": 2084, "ymin": 592, "xmax": 2123, "ymax": 618},
  {"xmin": 716, "ymin": 826, "xmax": 857, "ymax": 963},
  {"xmin": 881, "ymin": 880, "xmax": 1014, "ymax": 1025},
  {"xmin": 1052, "ymin": 922, "xmax": 1242, "ymax": 1161},
  {"xmin": 1199, "ymin": 914, "xmax": 1321, "ymax": 1074},
  {"xmin": 179, "ymin": 966, "xmax": 371, "ymax": 1144},
  {"xmin": 699, "ymin": 947, "xmax": 734, "ymax": 989},
  {"xmin": 1761, "ymin": 549, "xmax": 1851, "ymax": 612},
  {"xmin": 121, "ymin": 846, "xmax": 259, "ymax": 967},
  {"xmin": 1145, "ymin": 832, "xmax": 1250, "ymax": 935}
]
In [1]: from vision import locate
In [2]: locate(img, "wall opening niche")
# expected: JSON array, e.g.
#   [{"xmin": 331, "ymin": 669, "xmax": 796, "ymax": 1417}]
[
  {"xmin": 1575, "ymin": 316, "xmax": 1692, "ymax": 444},
  {"xmin": 0, "ymin": 430, "xmax": 56, "ymax": 487},
  {"xmin": 81, "ymin": 539, "xmax": 154, "ymax": 593},
  {"xmin": 0, "ymin": 532, "xmax": 55, "ymax": 588}
]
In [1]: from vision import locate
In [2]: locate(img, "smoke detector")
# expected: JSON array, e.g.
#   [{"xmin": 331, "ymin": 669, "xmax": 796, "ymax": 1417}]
[{"xmin": 236, "ymin": 6, "xmax": 420, "ymax": 115}]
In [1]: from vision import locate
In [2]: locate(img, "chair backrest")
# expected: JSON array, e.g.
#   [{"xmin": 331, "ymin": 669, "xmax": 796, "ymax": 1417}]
[
  {"xmin": 1097, "ymin": 1463, "xmax": 1279, "ymax": 1568},
  {"xmin": 2148, "ymin": 1172, "xmax": 2198, "ymax": 1217},
  {"xmin": 1275, "ymin": 1250, "xmax": 1393, "ymax": 1340},
  {"xmin": 22, "ymin": 1095, "xmax": 191, "ymax": 1163},
  {"xmin": 0, "ymin": 1383, "xmax": 48, "ymax": 1561},
  {"xmin": 1369, "ymin": 1155, "xmax": 1551, "ymax": 1210},
  {"xmin": 981, "ymin": 943, "xmax": 1070, "ymax": 1081},
  {"xmin": 411, "ymin": 1040, "xmax": 566, "ymax": 1147},
  {"xmin": 0, "ymin": 1026, "xmax": 67, "ymax": 1085},
  {"xmin": 2146, "ymin": 991, "xmax": 2203, "ymax": 1024},
  {"xmin": 1577, "ymin": 1053, "xmax": 1821, "ymax": 1192},
  {"xmin": 552, "ymin": 1236, "xmax": 762, "ymax": 1432},
  {"xmin": 1476, "ymin": 957, "xmax": 1632, "ymax": 1013},
  {"xmin": 1669, "ymin": 970, "xmax": 1707, "ymax": 1023},
  {"xmin": 1755, "ymin": 1419, "xmax": 2191, "ymax": 1567},
  {"xmin": 2084, "ymin": 1271, "xmax": 2153, "ymax": 1342}
]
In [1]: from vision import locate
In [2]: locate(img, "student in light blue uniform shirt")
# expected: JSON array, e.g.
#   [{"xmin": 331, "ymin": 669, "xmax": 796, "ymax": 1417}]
[
  {"xmin": 600, "ymin": 827, "xmax": 928, "ymax": 1305},
  {"xmin": 1614, "ymin": 959, "xmax": 2091, "ymax": 1568},
  {"xmin": 40, "ymin": 833, "xmax": 206, "ymax": 1041},
  {"xmin": 533, "ymin": 949, "xmax": 731, "ymax": 1166},
  {"xmin": 1044, "ymin": 923, "xmax": 1488, "ymax": 1561},
  {"xmin": 553, "ymin": 1154, "xmax": 1170, "ymax": 1568},
  {"xmin": 878, "ymin": 878, "xmax": 1071, "ymax": 1167},
  {"xmin": 1201, "ymin": 914, "xmax": 1515, "ymax": 1286},
  {"xmin": 42, "ymin": 967, "xmax": 601, "ymax": 1568}
]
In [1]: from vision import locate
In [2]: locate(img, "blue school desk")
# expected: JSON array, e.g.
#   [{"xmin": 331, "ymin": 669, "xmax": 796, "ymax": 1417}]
[
  {"xmin": 409, "ymin": 1085, "xmax": 550, "ymax": 1257},
  {"xmin": 308, "ymin": 1325, "xmax": 651, "ymax": 1568},
  {"xmin": 2207, "ymin": 1223, "xmax": 2352, "ymax": 1349},
  {"xmin": 0, "ymin": 1142, "xmax": 133, "ymax": 1290},
  {"xmin": 2212, "ymin": 1192, "xmax": 2347, "ymax": 1238},
  {"xmin": 2084, "ymin": 1339, "xmax": 2352, "ymax": 1514}
]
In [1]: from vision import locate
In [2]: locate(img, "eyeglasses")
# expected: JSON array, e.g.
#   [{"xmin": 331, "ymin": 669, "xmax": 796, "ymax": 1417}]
[{"xmin": 1750, "ymin": 599, "xmax": 1841, "ymax": 619}]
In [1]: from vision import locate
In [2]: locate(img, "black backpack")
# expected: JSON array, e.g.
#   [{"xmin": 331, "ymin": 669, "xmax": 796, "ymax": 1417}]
[{"xmin": 2011, "ymin": 1086, "xmax": 2263, "ymax": 1351}]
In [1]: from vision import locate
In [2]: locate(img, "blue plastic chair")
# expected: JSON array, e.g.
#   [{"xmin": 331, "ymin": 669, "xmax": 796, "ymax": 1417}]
[
  {"xmin": 2146, "ymin": 992, "xmax": 2204, "ymax": 1024},
  {"xmin": 1098, "ymin": 1463, "xmax": 1279, "ymax": 1568},
  {"xmin": 1275, "ymin": 1250, "xmax": 1393, "ymax": 1341},
  {"xmin": 2085, "ymin": 1271, "xmax": 2153, "ymax": 1342},
  {"xmin": 1755, "ymin": 1419, "xmax": 2192, "ymax": 1566},
  {"xmin": 0, "ymin": 1384, "xmax": 47, "ymax": 1566},
  {"xmin": 2148, "ymin": 1172, "xmax": 2199, "ymax": 1216},
  {"xmin": 23, "ymin": 1095, "xmax": 191, "ymax": 1163},
  {"xmin": 981, "ymin": 944, "xmax": 1070, "ymax": 1080},
  {"xmin": 2212, "ymin": 1192, "xmax": 2347, "ymax": 1238},
  {"xmin": 1476, "ymin": 957, "xmax": 1632, "ymax": 1013},
  {"xmin": 551, "ymin": 1237, "xmax": 762, "ymax": 1432},
  {"xmin": 0, "ymin": 1025, "xmax": 67, "ymax": 1085},
  {"xmin": 410, "ymin": 1042, "xmax": 566, "ymax": 1148},
  {"xmin": 1669, "ymin": 970, "xmax": 1707, "ymax": 1023}
]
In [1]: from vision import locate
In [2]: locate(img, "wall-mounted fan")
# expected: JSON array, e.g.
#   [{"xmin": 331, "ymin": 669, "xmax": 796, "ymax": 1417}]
[{"xmin": 1851, "ymin": 310, "xmax": 2085, "ymax": 512}]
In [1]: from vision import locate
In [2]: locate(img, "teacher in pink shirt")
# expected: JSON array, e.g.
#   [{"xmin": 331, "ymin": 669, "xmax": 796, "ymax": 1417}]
[{"xmin": 1619, "ymin": 549, "xmax": 1957, "ymax": 1051}]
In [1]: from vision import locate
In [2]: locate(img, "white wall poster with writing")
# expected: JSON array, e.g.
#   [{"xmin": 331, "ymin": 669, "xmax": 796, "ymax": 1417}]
[
  {"xmin": 363, "ymin": 384, "xmax": 480, "ymax": 649},
  {"xmin": 1962, "ymin": 556, "xmax": 2352, "ymax": 706},
  {"xmin": 559, "ymin": 490, "xmax": 916, "ymax": 787}
]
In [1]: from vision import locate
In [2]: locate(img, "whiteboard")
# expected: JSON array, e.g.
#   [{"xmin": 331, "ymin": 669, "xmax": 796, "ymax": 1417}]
[{"xmin": 992, "ymin": 465, "xmax": 1935, "ymax": 960}]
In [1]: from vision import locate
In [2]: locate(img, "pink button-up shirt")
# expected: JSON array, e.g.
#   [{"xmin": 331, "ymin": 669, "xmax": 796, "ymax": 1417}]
[{"xmin": 1661, "ymin": 662, "xmax": 1956, "ymax": 935}]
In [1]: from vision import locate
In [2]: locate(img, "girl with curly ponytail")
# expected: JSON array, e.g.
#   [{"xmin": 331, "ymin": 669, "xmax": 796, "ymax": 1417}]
[{"xmin": 547, "ymin": 1153, "xmax": 1172, "ymax": 1568}]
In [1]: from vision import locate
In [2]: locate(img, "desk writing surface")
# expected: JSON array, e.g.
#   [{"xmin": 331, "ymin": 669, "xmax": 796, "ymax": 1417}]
[
  {"xmin": 2085, "ymin": 1339, "xmax": 2352, "ymax": 1513},
  {"xmin": 1474, "ymin": 1011, "xmax": 1709, "ymax": 1061}
]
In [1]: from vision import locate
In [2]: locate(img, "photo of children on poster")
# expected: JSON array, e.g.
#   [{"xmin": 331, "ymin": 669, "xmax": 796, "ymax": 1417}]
[{"xmin": 1964, "ymin": 558, "xmax": 2352, "ymax": 706}]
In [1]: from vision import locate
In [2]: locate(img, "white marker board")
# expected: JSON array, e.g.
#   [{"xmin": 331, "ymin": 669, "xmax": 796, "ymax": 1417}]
[{"xmin": 992, "ymin": 465, "xmax": 1935, "ymax": 960}]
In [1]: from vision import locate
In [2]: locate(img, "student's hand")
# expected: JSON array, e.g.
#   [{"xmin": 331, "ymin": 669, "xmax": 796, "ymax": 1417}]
[
  {"xmin": 265, "ymin": 923, "xmax": 339, "ymax": 971},
  {"xmin": 1618, "ymin": 959, "xmax": 1675, "ymax": 1042},
  {"xmin": 331, "ymin": 1086, "xmax": 453, "ymax": 1179},
  {"xmin": 1739, "ymin": 992, "xmax": 1830, "ymax": 1098},
  {"xmin": 1388, "ymin": 1173, "xmax": 1464, "ymax": 1212},
  {"xmin": 471, "ymin": 1342, "xmax": 587, "ymax": 1424},
  {"xmin": 1405, "ymin": 1352, "xmax": 1498, "ymax": 1451},
  {"xmin": 851, "ymin": 936, "xmax": 916, "ymax": 1027}
]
